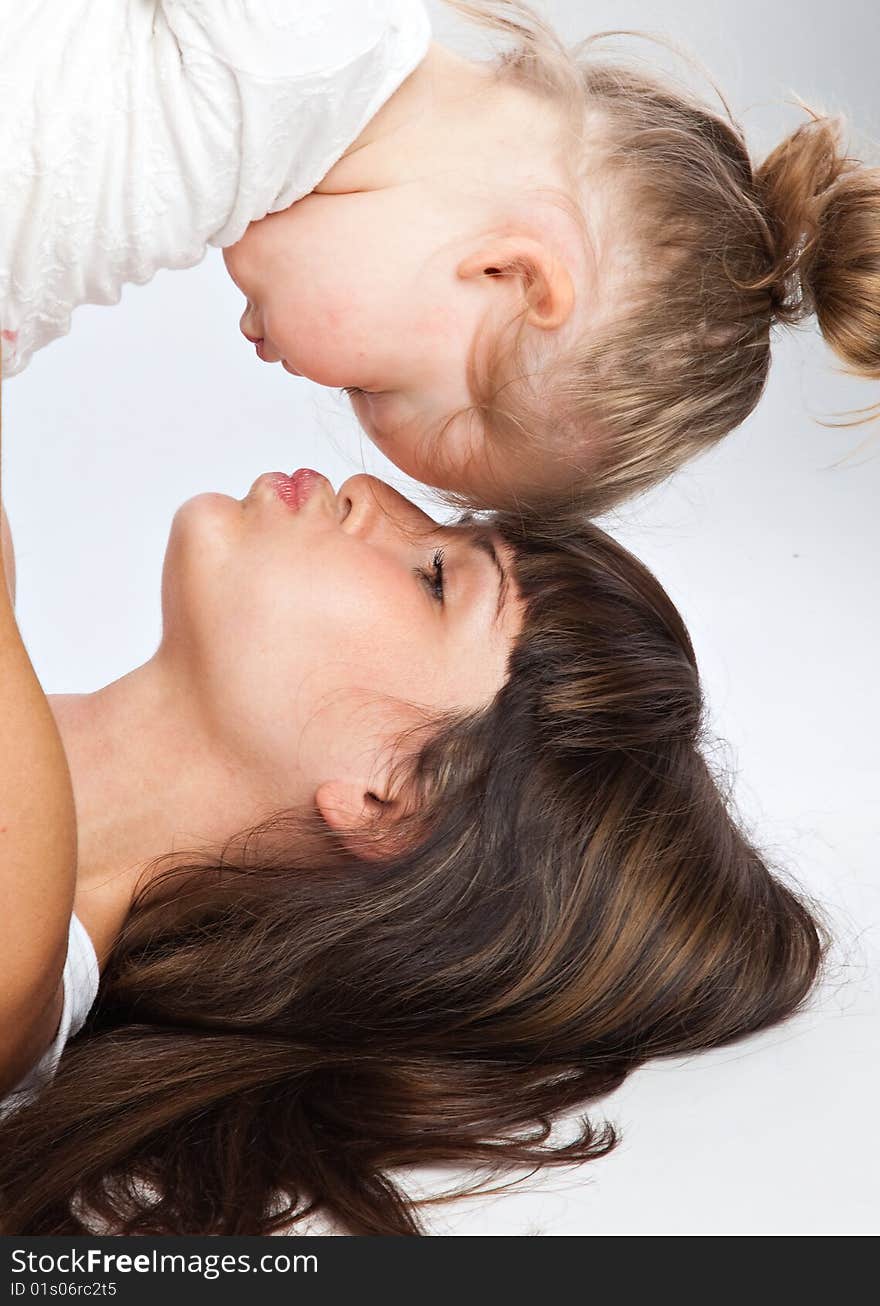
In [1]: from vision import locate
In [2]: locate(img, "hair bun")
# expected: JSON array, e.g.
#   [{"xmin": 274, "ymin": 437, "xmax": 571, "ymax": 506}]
[{"xmin": 756, "ymin": 113, "xmax": 880, "ymax": 378}]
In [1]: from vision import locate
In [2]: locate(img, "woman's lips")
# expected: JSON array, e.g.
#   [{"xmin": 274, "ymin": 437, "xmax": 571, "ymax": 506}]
[{"xmin": 267, "ymin": 469, "xmax": 325, "ymax": 512}]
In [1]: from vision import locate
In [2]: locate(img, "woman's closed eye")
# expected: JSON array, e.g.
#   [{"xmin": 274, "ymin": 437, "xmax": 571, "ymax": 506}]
[{"xmin": 415, "ymin": 548, "xmax": 445, "ymax": 605}]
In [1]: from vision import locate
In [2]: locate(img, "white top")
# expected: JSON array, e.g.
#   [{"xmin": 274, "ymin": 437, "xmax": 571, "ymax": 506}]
[
  {"xmin": 0, "ymin": 0, "xmax": 431, "ymax": 376},
  {"xmin": 1, "ymin": 912, "xmax": 101, "ymax": 1116}
]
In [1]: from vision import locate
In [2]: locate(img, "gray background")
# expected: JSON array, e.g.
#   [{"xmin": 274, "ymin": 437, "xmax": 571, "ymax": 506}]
[{"xmin": 4, "ymin": 1, "xmax": 878, "ymax": 1234}]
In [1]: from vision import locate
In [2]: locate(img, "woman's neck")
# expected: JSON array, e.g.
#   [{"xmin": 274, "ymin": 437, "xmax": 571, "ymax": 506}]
[{"xmin": 48, "ymin": 658, "xmax": 260, "ymax": 966}]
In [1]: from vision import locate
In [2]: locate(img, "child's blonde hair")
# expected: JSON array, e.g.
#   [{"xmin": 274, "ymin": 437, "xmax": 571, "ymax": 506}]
[{"xmin": 448, "ymin": 2, "xmax": 880, "ymax": 517}]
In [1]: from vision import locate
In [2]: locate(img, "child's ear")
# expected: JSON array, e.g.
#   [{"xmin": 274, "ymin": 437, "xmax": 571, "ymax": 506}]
[{"xmin": 457, "ymin": 236, "xmax": 575, "ymax": 331}]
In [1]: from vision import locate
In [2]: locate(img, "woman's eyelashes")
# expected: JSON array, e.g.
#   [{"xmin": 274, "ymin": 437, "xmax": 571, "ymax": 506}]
[{"xmin": 415, "ymin": 548, "xmax": 446, "ymax": 605}]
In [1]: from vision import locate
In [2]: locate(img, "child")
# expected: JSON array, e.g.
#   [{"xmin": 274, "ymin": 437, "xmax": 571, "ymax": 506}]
[
  {"xmin": 224, "ymin": 1, "xmax": 880, "ymax": 518},
  {"xmin": 3, "ymin": 2, "xmax": 879, "ymax": 519},
  {"xmin": 0, "ymin": 0, "xmax": 431, "ymax": 369}
]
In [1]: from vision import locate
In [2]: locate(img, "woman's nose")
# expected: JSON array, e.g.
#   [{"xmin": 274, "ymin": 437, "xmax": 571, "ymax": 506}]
[{"xmin": 337, "ymin": 475, "xmax": 435, "ymax": 540}]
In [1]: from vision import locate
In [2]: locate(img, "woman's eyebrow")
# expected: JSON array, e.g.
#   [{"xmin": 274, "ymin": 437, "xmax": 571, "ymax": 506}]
[{"xmin": 467, "ymin": 533, "xmax": 510, "ymax": 627}]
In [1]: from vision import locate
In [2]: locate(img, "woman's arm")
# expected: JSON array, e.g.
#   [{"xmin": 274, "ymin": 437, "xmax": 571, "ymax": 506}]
[
  {"xmin": 0, "ymin": 397, "xmax": 75, "ymax": 1095},
  {"xmin": 2, "ymin": 504, "xmax": 15, "ymax": 603}
]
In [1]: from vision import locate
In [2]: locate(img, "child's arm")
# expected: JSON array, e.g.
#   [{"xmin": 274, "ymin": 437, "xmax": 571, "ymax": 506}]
[{"xmin": 0, "ymin": 403, "xmax": 76, "ymax": 1095}]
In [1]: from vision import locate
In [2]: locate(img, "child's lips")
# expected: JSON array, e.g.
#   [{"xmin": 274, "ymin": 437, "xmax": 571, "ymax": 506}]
[
  {"xmin": 251, "ymin": 337, "xmax": 276, "ymax": 365},
  {"xmin": 240, "ymin": 324, "xmax": 300, "ymax": 373},
  {"xmin": 240, "ymin": 325, "xmax": 267, "ymax": 355}
]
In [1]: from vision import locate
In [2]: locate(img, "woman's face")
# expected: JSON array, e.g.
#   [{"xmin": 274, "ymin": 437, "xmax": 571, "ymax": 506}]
[{"xmin": 160, "ymin": 472, "xmax": 523, "ymax": 822}]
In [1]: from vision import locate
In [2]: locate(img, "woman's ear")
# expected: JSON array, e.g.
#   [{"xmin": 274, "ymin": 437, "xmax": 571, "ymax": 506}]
[
  {"xmin": 315, "ymin": 778, "xmax": 406, "ymax": 863},
  {"xmin": 457, "ymin": 235, "xmax": 575, "ymax": 331}
]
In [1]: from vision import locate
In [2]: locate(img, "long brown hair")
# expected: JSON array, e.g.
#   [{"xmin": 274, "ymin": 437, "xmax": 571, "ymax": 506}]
[
  {"xmin": 442, "ymin": 2, "xmax": 880, "ymax": 517},
  {"xmin": 0, "ymin": 519, "xmax": 826, "ymax": 1234}
]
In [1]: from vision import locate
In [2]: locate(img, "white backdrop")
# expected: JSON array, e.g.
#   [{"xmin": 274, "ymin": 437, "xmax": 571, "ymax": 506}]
[{"xmin": 5, "ymin": 1, "xmax": 878, "ymax": 1235}]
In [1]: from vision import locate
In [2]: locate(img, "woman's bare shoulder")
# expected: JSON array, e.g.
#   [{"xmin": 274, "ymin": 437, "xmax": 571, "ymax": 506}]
[{"xmin": 0, "ymin": 984, "xmax": 64, "ymax": 1099}]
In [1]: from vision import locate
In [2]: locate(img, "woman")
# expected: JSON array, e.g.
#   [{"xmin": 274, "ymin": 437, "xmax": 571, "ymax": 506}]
[{"xmin": 0, "ymin": 468, "xmax": 825, "ymax": 1235}]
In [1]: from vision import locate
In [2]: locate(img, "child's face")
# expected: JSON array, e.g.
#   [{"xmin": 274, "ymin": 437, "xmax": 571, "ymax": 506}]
[{"xmin": 224, "ymin": 184, "xmax": 505, "ymax": 496}]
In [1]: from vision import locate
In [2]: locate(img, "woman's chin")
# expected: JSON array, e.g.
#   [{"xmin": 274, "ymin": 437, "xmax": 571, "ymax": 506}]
[
  {"xmin": 160, "ymin": 493, "xmax": 243, "ymax": 636},
  {"xmin": 167, "ymin": 492, "xmax": 241, "ymax": 550}
]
